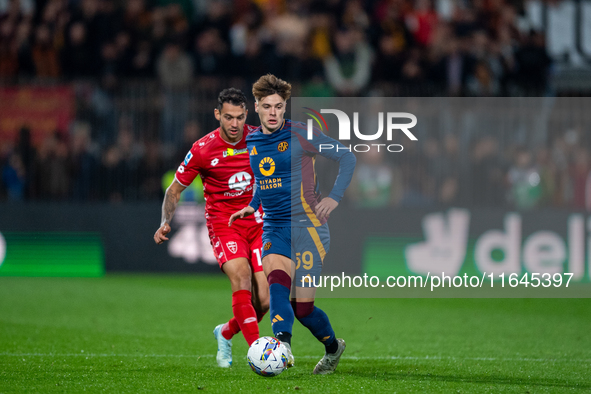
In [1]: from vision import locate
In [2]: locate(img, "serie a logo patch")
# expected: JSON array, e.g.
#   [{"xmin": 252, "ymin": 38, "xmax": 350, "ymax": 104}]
[
  {"xmin": 278, "ymin": 141, "xmax": 288, "ymax": 152},
  {"xmin": 264, "ymin": 242, "xmax": 272, "ymax": 251}
]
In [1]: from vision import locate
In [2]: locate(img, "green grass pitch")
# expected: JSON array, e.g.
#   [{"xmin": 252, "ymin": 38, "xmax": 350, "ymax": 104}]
[{"xmin": 1, "ymin": 274, "xmax": 590, "ymax": 393}]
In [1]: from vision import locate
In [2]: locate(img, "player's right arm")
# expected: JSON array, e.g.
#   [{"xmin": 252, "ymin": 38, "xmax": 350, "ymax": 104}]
[
  {"xmin": 154, "ymin": 143, "xmax": 202, "ymax": 244},
  {"xmin": 228, "ymin": 183, "xmax": 260, "ymax": 226},
  {"xmin": 154, "ymin": 179, "xmax": 186, "ymax": 244}
]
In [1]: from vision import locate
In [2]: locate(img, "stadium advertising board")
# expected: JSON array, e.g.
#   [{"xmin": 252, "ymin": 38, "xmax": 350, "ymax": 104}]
[
  {"xmin": 317, "ymin": 207, "xmax": 591, "ymax": 298},
  {"xmin": 0, "ymin": 232, "xmax": 104, "ymax": 277},
  {"xmin": 0, "ymin": 203, "xmax": 219, "ymax": 274}
]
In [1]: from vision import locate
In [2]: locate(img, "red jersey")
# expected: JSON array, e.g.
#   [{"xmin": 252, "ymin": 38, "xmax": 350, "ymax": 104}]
[{"xmin": 175, "ymin": 124, "xmax": 262, "ymax": 224}]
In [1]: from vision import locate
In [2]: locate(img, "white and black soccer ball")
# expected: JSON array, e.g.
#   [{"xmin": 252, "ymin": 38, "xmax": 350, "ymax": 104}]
[{"xmin": 247, "ymin": 336, "xmax": 288, "ymax": 377}]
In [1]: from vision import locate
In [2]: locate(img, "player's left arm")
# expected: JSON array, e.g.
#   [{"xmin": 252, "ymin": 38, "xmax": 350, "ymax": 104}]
[{"xmin": 298, "ymin": 128, "xmax": 357, "ymax": 219}]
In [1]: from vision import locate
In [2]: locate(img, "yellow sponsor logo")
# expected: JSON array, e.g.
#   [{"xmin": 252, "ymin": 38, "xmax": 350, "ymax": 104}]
[
  {"xmin": 223, "ymin": 147, "xmax": 248, "ymax": 157},
  {"xmin": 259, "ymin": 157, "xmax": 275, "ymax": 176},
  {"xmin": 250, "ymin": 146, "xmax": 258, "ymax": 156},
  {"xmin": 264, "ymin": 242, "xmax": 272, "ymax": 251}
]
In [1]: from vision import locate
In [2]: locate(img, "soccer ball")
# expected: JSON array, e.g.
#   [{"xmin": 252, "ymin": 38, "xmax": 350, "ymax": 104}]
[{"xmin": 247, "ymin": 336, "xmax": 288, "ymax": 377}]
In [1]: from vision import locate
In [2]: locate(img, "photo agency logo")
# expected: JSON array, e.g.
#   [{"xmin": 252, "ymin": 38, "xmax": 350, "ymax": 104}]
[{"xmin": 303, "ymin": 107, "xmax": 418, "ymax": 152}]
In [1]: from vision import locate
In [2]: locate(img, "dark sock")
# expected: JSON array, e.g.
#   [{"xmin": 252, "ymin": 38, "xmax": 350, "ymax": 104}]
[
  {"xmin": 267, "ymin": 270, "xmax": 295, "ymax": 341},
  {"xmin": 325, "ymin": 338, "xmax": 339, "ymax": 354},
  {"xmin": 292, "ymin": 301, "xmax": 337, "ymax": 353},
  {"xmin": 275, "ymin": 331, "xmax": 292, "ymax": 346}
]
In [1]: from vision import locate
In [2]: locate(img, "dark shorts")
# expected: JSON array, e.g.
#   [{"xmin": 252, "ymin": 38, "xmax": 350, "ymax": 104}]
[{"xmin": 261, "ymin": 223, "xmax": 330, "ymax": 285}]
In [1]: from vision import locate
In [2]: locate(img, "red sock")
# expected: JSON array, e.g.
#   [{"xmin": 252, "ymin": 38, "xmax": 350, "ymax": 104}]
[
  {"xmin": 231, "ymin": 289, "xmax": 259, "ymax": 346},
  {"xmin": 221, "ymin": 317, "xmax": 241, "ymax": 340}
]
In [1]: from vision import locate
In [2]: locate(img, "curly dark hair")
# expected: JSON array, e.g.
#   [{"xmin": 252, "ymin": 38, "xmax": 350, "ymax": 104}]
[{"xmin": 217, "ymin": 88, "xmax": 247, "ymax": 110}]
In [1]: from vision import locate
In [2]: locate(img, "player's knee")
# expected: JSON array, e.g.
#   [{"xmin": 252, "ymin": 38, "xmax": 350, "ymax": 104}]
[
  {"xmin": 229, "ymin": 273, "xmax": 252, "ymax": 291},
  {"xmin": 291, "ymin": 300, "xmax": 314, "ymax": 319}
]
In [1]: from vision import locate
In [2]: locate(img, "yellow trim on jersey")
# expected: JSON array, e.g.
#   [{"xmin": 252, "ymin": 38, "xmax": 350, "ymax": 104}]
[
  {"xmin": 300, "ymin": 184, "xmax": 321, "ymax": 227},
  {"xmin": 312, "ymin": 157, "xmax": 316, "ymax": 186},
  {"xmin": 307, "ymin": 227, "xmax": 327, "ymax": 262}
]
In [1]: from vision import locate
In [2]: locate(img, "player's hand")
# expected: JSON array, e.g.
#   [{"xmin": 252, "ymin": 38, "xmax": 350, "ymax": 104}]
[
  {"xmin": 315, "ymin": 197, "xmax": 338, "ymax": 220},
  {"xmin": 229, "ymin": 206, "xmax": 255, "ymax": 226},
  {"xmin": 154, "ymin": 223, "xmax": 171, "ymax": 244}
]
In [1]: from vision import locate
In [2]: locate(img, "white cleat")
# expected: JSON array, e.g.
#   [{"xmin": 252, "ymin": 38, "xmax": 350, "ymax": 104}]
[
  {"xmin": 213, "ymin": 324, "xmax": 232, "ymax": 368},
  {"xmin": 313, "ymin": 338, "xmax": 346, "ymax": 375},
  {"xmin": 283, "ymin": 342, "xmax": 295, "ymax": 368}
]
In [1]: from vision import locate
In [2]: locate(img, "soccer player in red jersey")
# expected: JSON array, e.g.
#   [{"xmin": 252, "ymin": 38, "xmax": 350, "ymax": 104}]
[{"xmin": 153, "ymin": 88, "xmax": 268, "ymax": 368}]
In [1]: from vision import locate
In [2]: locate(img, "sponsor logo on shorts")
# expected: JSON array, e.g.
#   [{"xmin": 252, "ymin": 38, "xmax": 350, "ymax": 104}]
[
  {"xmin": 227, "ymin": 241, "xmax": 238, "ymax": 254},
  {"xmin": 264, "ymin": 242, "xmax": 272, "ymax": 251},
  {"xmin": 278, "ymin": 141, "xmax": 288, "ymax": 152}
]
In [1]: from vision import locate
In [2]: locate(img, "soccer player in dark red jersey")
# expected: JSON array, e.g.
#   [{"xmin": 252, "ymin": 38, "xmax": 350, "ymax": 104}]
[{"xmin": 154, "ymin": 88, "xmax": 268, "ymax": 368}]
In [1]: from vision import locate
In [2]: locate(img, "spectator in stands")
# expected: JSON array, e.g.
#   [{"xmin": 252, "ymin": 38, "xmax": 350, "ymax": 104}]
[
  {"xmin": 61, "ymin": 21, "xmax": 97, "ymax": 78},
  {"xmin": 70, "ymin": 122, "xmax": 99, "ymax": 201},
  {"xmin": 193, "ymin": 28, "xmax": 229, "ymax": 76},
  {"xmin": 16, "ymin": 126, "xmax": 35, "ymax": 199},
  {"xmin": 466, "ymin": 61, "xmax": 500, "ymax": 96},
  {"xmin": 33, "ymin": 133, "xmax": 71, "ymax": 200},
  {"xmin": 1, "ymin": 152, "xmax": 26, "ymax": 201},
  {"xmin": 438, "ymin": 134, "xmax": 461, "ymax": 205},
  {"xmin": 99, "ymin": 144, "xmax": 124, "ymax": 202},
  {"xmin": 349, "ymin": 147, "xmax": 401, "ymax": 208},
  {"xmin": 471, "ymin": 136, "xmax": 504, "ymax": 207},
  {"xmin": 570, "ymin": 147, "xmax": 590, "ymax": 210},
  {"xmin": 31, "ymin": 24, "xmax": 60, "ymax": 77},
  {"xmin": 534, "ymin": 146, "xmax": 557, "ymax": 207},
  {"xmin": 324, "ymin": 28, "xmax": 373, "ymax": 96},
  {"xmin": 157, "ymin": 41, "xmax": 193, "ymax": 146},
  {"xmin": 514, "ymin": 31, "xmax": 552, "ymax": 95},
  {"xmin": 0, "ymin": 18, "xmax": 18, "ymax": 78},
  {"xmin": 507, "ymin": 146, "xmax": 541, "ymax": 209}
]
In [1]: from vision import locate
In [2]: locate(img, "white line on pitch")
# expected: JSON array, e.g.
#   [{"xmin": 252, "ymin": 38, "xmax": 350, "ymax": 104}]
[{"xmin": 1, "ymin": 353, "xmax": 590, "ymax": 363}]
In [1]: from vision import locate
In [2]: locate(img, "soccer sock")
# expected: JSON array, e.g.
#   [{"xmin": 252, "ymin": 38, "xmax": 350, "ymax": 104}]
[
  {"xmin": 268, "ymin": 270, "xmax": 294, "ymax": 345},
  {"xmin": 292, "ymin": 301, "xmax": 337, "ymax": 353},
  {"xmin": 223, "ymin": 300, "xmax": 267, "ymax": 341},
  {"xmin": 221, "ymin": 318, "xmax": 241, "ymax": 340},
  {"xmin": 231, "ymin": 289, "xmax": 259, "ymax": 346}
]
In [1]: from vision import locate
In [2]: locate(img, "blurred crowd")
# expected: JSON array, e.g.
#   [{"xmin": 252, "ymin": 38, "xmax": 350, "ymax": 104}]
[
  {"xmin": 346, "ymin": 130, "xmax": 591, "ymax": 211},
  {"xmin": 3, "ymin": 121, "xmax": 591, "ymax": 211},
  {"xmin": 1, "ymin": 0, "xmax": 582, "ymax": 209},
  {"xmin": 0, "ymin": 0, "xmax": 552, "ymax": 95}
]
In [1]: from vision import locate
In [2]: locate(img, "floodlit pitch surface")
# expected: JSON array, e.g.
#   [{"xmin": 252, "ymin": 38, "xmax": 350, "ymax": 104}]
[{"xmin": 1, "ymin": 275, "xmax": 589, "ymax": 393}]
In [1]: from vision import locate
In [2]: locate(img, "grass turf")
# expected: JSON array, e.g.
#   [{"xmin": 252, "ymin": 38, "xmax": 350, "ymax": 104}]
[{"xmin": 0, "ymin": 274, "xmax": 590, "ymax": 393}]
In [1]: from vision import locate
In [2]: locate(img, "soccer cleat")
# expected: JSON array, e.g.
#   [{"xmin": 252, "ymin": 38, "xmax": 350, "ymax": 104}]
[
  {"xmin": 283, "ymin": 342, "xmax": 295, "ymax": 368},
  {"xmin": 313, "ymin": 338, "xmax": 346, "ymax": 375},
  {"xmin": 213, "ymin": 324, "xmax": 232, "ymax": 368}
]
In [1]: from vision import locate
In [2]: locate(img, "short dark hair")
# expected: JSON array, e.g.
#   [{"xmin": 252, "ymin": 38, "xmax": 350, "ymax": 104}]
[
  {"xmin": 217, "ymin": 88, "xmax": 247, "ymax": 111},
  {"xmin": 252, "ymin": 74, "xmax": 292, "ymax": 102}
]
